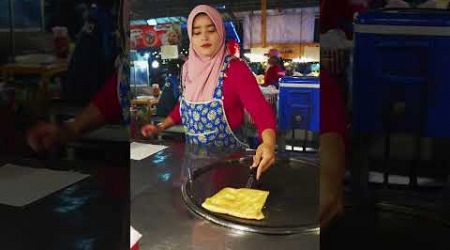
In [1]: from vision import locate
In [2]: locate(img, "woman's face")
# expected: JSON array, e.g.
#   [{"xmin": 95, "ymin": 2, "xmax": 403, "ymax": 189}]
[{"xmin": 191, "ymin": 14, "xmax": 221, "ymax": 57}]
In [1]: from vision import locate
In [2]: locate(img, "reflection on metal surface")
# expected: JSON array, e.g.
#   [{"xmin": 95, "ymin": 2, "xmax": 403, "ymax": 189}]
[
  {"xmin": 182, "ymin": 156, "xmax": 320, "ymax": 235},
  {"xmin": 75, "ymin": 238, "xmax": 95, "ymax": 250},
  {"xmin": 53, "ymin": 185, "xmax": 93, "ymax": 214},
  {"xmin": 152, "ymin": 152, "xmax": 169, "ymax": 164},
  {"xmin": 158, "ymin": 172, "xmax": 171, "ymax": 182}
]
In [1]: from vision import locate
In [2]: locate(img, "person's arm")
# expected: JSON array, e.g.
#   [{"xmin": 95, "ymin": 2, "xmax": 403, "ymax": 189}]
[
  {"xmin": 228, "ymin": 60, "xmax": 277, "ymax": 179},
  {"xmin": 27, "ymin": 74, "xmax": 118, "ymax": 152},
  {"xmin": 91, "ymin": 73, "xmax": 122, "ymax": 122},
  {"xmin": 156, "ymin": 116, "xmax": 176, "ymax": 132},
  {"xmin": 229, "ymin": 60, "xmax": 277, "ymax": 139},
  {"xmin": 251, "ymin": 128, "xmax": 276, "ymax": 180},
  {"xmin": 319, "ymin": 132, "xmax": 346, "ymax": 227},
  {"xmin": 65, "ymin": 103, "xmax": 106, "ymax": 139},
  {"xmin": 141, "ymin": 102, "xmax": 180, "ymax": 137},
  {"xmin": 319, "ymin": 69, "xmax": 348, "ymax": 227}
]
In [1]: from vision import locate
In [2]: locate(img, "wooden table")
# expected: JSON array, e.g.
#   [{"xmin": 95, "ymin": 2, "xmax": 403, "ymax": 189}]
[
  {"xmin": 0, "ymin": 62, "xmax": 68, "ymax": 96},
  {"xmin": 0, "ymin": 62, "xmax": 68, "ymax": 114},
  {"xmin": 131, "ymin": 96, "xmax": 160, "ymax": 117},
  {"xmin": 131, "ymin": 96, "xmax": 159, "ymax": 107}
]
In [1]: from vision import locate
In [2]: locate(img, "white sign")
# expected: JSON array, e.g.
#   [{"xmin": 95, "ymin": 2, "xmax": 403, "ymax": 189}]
[{"xmin": 161, "ymin": 45, "xmax": 179, "ymax": 59}]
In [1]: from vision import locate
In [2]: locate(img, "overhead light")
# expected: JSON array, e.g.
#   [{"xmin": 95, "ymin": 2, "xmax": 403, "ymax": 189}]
[
  {"xmin": 151, "ymin": 60, "xmax": 160, "ymax": 69},
  {"xmin": 215, "ymin": 4, "xmax": 226, "ymax": 10}
]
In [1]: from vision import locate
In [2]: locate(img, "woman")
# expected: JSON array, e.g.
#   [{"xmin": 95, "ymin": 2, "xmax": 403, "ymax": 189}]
[{"xmin": 141, "ymin": 5, "xmax": 277, "ymax": 180}]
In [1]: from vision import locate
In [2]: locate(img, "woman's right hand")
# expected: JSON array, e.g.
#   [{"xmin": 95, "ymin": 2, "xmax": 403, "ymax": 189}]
[
  {"xmin": 140, "ymin": 124, "xmax": 161, "ymax": 137},
  {"xmin": 26, "ymin": 122, "xmax": 74, "ymax": 153}
]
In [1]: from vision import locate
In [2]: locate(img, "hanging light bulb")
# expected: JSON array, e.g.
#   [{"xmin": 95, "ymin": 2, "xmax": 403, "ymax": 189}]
[{"xmin": 151, "ymin": 60, "xmax": 160, "ymax": 69}]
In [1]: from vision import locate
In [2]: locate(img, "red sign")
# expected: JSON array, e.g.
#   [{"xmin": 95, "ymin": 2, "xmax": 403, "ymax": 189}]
[{"xmin": 130, "ymin": 24, "xmax": 182, "ymax": 49}]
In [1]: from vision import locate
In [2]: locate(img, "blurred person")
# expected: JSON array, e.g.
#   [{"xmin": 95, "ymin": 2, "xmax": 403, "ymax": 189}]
[
  {"xmin": 27, "ymin": 0, "xmax": 130, "ymax": 153},
  {"xmin": 319, "ymin": 69, "xmax": 348, "ymax": 228},
  {"xmin": 156, "ymin": 60, "xmax": 182, "ymax": 117},
  {"xmin": 320, "ymin": 0, "xmax": 355, "ymax": 228},
  {"xmin": 62, "ymin": 0, "xmax": 119, "ymax": 103},
  {"xmin": 263, "ymin": 55, "xmax": 285, "ymax": 88}
]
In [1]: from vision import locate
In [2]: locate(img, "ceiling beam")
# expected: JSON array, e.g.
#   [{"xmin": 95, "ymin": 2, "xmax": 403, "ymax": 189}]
[{"xmin": 131, "ymin": 0, "xmax": 318, "ymax": 19}]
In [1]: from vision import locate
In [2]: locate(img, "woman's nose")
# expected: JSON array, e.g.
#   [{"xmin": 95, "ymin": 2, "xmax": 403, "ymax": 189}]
[{"xmin": 200, "ymin": 32, "xmax": 209, "ymax": 41}]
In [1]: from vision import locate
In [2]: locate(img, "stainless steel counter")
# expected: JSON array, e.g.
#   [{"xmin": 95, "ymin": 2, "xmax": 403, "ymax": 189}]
[{"xmin": 131, "ymin": 143, "xmax": 320, "ymax": 250}]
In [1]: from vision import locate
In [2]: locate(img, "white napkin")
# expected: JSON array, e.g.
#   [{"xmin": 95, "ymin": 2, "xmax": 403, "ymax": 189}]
[
  {"xmin": 130, "ymin": 142, "xmax": 167, "ymax": 160},
  {"xmin": 130, "ymin": 226, "xmax": 142, "ymax": 249},
  {"xmin": 0, "ymin": 164, "xmax": 89, "ymax": 207}
]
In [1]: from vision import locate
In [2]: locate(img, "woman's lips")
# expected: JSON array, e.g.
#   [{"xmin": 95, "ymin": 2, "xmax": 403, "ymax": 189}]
[{"xmin": 201, "ymin": 44, "xmax": 212, "ymax": 48}]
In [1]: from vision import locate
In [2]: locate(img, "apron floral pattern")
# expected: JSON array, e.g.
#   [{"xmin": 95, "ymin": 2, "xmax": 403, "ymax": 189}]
[{"xmin": 180, "ymin": 55, "xmax": 249, "ymax": 149}]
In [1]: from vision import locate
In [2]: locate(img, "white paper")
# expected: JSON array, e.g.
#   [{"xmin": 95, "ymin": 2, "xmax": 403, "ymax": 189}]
[
  {"xmin": 130, "ymin": 226, "xmax": 142, "ymax": 248},
  {"xmin": 0, "ymin": 164, "xmax": 89, "ymax": 207},
  {"xmin": 161, "ymin": 45, "xmax": 179, "ymax": 59},
  {"xmin": 130, "ymin": 142, "xmax": 167, "ymax": 161}
]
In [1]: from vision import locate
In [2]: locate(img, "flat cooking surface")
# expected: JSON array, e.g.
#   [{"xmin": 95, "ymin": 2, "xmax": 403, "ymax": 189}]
[
  {"xmin": 182, "ymin": 157, "xmax": 319, "ymax": 234},
  {"xmin": 131, "ymin": 143, "xmax": 320, "ymax": 249}
]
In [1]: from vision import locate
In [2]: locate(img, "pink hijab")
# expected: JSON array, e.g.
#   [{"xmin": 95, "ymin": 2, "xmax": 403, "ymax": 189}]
[{"xmin": 182, "ymin": 5, "xmax": 227, "ymax": 102}]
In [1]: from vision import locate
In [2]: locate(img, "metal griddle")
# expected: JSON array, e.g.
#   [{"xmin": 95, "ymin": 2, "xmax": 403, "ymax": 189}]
[{"xmin": 181, "ymin": 156, "xmax": 319, "ymax": 235}]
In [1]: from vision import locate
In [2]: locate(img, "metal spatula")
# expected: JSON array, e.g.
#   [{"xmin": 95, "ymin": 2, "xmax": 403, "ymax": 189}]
[{"xmin": 245, "ymin": 167, "xmax": 258, "ymax": 188}]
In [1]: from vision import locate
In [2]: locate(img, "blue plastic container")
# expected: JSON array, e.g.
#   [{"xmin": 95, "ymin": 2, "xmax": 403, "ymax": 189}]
[
  {"xmin": 353, "ymin": 9, "xmax": 450, "ymax": 137},
  {"xmin": 278, "ymin": 76, "xmax": 320, "ymax": 132}
]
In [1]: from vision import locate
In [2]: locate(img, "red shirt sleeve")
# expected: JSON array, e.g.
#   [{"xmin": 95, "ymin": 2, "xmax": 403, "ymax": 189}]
[
  {"xmin": 91, "ymin": 73, "xmax": 122, "ymax": 122},
  {"xmin": 225, "ymin": 59, "xmax": 277, "ymax": 138},
  {"xmin": 320, "ymin": 69, "xmax": 347, "ymax": 140},
  {"xmin": 168, "ymin": 101, "xmax": 181, "ymax": 124}
]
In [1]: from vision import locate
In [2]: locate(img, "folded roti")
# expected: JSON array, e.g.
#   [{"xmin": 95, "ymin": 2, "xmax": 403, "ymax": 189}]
[{"xmin": 201, "ymin": 187, "xmax": 269, "ymax": 220}]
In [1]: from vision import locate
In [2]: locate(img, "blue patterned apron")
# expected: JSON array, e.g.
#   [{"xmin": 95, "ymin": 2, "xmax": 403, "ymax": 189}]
[{"xmin": 180, "ymin": 55, "xmax": 249, "ymax": 149}]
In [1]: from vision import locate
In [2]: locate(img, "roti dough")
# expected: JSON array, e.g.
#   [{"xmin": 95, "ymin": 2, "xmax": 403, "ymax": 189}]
[{"xmin": 201, "ymin": 187, "xmax": 269, "ymax": 220}]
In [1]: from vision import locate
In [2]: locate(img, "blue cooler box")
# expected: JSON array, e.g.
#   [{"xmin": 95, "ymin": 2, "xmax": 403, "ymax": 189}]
[
  {"xmin": 353, "ymin": 9, "xmax": 450, "ymax": 137},
  {"xmin": 278, "ymin": 76, "xmax": 320, "ymax": 132}
]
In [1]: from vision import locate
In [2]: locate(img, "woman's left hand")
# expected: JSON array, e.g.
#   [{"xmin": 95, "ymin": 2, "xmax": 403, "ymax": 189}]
[{"xmin": 251, "ymin": 142, "xmax": 276, "ymax": 180}]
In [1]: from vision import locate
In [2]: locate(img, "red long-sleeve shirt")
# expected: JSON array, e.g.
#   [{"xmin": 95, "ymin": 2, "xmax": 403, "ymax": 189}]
[
  {"xmin": 92, "ymin": 73, "xmax": 122, "ymax": 123},
  {"xmin": 320, "ymin": 69, "xmax": 347, "ymax": 141},
  {"xmin": 169, "ymin": 59, "xmax": 277, "ymax": 138}
]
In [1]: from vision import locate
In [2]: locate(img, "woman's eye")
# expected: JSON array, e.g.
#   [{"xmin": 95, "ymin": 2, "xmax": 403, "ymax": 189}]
[{"xmin": 193, "ymin": 32, "xmax": 200, "ymax": 36}]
